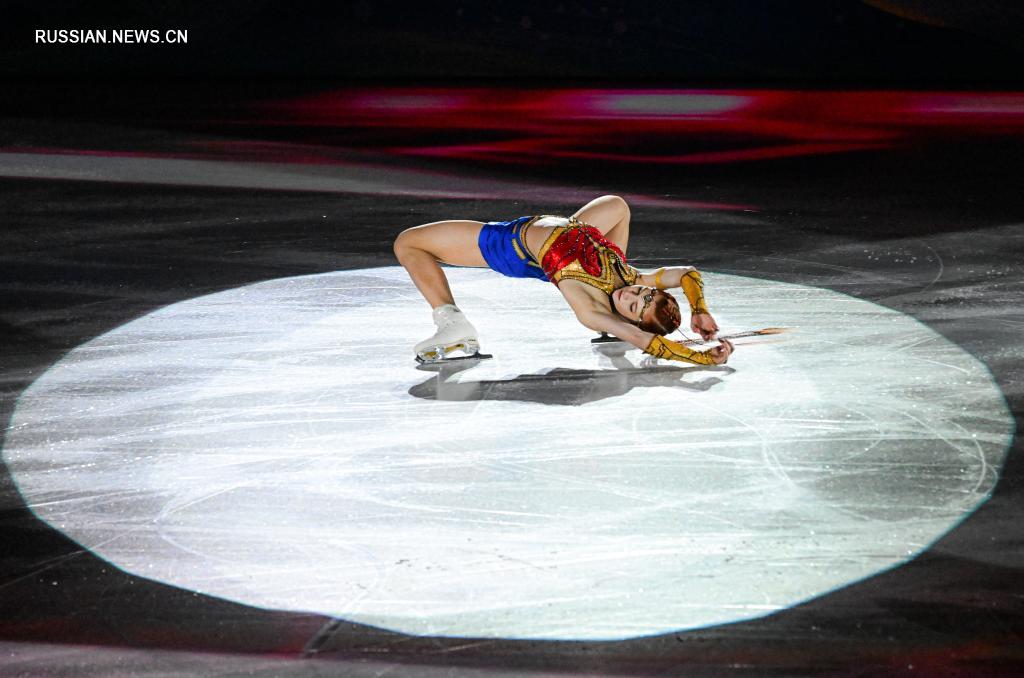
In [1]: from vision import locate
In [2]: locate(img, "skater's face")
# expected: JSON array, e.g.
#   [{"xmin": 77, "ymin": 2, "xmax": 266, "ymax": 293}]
[{"xmin": 612, "ymin": 285, "xmax": 656, "ymax": 325}]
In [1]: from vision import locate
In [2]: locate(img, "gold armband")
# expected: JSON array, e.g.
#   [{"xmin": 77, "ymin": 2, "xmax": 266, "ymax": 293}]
[
  {"xmin": 644, "ymin": 335, "xmax": 716, "ymax": 365},
  {"xmin": 653, "ymin": 267, "xmax": 666, "ymax": 290},
  {"xmin": 680, "ymin": 270, "xmax": 709, "ymax": 315}
]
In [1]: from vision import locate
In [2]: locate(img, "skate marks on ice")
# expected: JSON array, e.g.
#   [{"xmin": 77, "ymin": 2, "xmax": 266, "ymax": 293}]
[{"xmin": 2, "ymin": 267, "xmax": 1013, "ymax": 641}]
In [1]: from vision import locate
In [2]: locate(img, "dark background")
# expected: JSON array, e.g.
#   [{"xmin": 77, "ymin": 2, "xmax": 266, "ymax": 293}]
[{"xmin": 2, "ymin": 0, "xmax": 1023, "ymax": 85}]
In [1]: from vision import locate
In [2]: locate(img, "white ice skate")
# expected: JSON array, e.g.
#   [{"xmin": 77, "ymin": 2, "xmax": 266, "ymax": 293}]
[{"xmin": 414, "ymin": 304, "xmax": 492, "ymax": 364}]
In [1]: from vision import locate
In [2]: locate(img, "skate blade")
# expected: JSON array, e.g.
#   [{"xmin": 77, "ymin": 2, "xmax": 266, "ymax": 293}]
[
  {"xmin": 415, "ymin": 342, "xmax": 491, "ymax": 365},
  {"xmin": 591, "ymin": 332, "xmax": 624, "ymax": 344},
  {"xmin": 415, "ymin": 352, "xmax": 493, "ymax": 364},
  {"xmin": 415, "ymin": 352, "xmax": 493, "ymax": 371}
]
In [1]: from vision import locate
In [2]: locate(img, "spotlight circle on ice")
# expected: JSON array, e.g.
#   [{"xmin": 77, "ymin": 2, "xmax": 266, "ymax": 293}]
[{"xmin": 2, "ymin": 267, "xmax": 1012, "ymax": 641}]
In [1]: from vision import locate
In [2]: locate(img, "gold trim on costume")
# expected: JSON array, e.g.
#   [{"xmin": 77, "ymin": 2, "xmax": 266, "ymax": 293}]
[
  {"xmin": 511, "ymin": 238, "xmax": 527, "ymax": 261},
  {"xmin": 536, "ymin": 221, "xmax": 564, "ymax": 263},
  {"xmin": 681, "ymin": 270, "xmax": 710, "ymax": 315},
  {"xmin": 644, "ymin": 335, "xmax": 716, "ymax": 365},
  {"xmin": 518, "ymin": 215, "xmax": 549, "ymax": 263}
]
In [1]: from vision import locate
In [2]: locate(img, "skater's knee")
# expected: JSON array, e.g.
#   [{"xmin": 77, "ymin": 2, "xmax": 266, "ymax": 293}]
[
  {"xmin": 600, "ymin": 194, "xmax": 629, "ymax": 216},
  {"xmin": 606, "ymin": 195, "xmax": 622, "ymax": 219},
  {"xmin": 393, "ymin": 228, "xmax": 419, "ymax": 260}
]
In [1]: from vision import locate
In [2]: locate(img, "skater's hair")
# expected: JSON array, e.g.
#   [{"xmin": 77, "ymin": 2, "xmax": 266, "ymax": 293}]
[{"xmin": 638, "ymin": 290, "xmax": 682, "ymax": 335}]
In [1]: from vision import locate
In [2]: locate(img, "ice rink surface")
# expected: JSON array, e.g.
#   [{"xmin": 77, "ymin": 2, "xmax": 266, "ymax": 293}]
[
  {"xmin": 4, "ymin": 267, "xmax": 1011, "ymax": 640},
  {"xmin": 1, "ymin": 89, "xmax": 1022, "ymax": 672}
]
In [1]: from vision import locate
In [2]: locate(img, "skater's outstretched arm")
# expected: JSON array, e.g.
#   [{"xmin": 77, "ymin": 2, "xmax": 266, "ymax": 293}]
[
  {"xmin": 636, "ymin": 265, "xmax": 694, "ymax": 294},
  {"xmin": 636, "ymin": 266, "xmax": 719, "ymax": 341},
  {"xmin": 574, "ymin": 307, "xmax": 732, "ymax": 366}
]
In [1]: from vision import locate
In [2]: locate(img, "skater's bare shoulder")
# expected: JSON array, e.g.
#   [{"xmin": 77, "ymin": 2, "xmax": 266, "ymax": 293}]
[
  {"xmin": 557, "ymin": 278, "xmax": 607, "ymax": 312},
  {"xmin": 558, "ymin": 280, "xmax": 652, "ymax": 349}
]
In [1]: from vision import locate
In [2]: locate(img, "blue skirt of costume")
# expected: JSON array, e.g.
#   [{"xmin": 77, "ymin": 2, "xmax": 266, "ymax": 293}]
[{"xmin": 477, "ymin": 216, "xmax": 549, "ymax": 281}]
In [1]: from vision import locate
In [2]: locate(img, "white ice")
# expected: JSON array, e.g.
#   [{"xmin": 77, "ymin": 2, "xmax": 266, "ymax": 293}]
[{"xmin": 2, "ymin": 268, "xmax": 1012, "ymax": 640}]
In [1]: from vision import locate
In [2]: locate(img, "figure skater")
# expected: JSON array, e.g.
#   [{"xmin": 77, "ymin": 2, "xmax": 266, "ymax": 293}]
[{"xmin": 393, "ymin": 195, "xmax": 734, "ymax": 365}]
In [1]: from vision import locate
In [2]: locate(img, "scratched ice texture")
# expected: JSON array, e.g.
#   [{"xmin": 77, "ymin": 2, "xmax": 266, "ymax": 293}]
[{"xmin": 2, "ymin": 268, "xmax": 1013, "ymax": 640}]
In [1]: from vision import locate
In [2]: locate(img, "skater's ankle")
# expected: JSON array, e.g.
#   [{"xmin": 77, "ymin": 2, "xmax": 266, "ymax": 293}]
[{"xmin": 432, "ymin": 303, "xmax": 463, "ymax": 319}]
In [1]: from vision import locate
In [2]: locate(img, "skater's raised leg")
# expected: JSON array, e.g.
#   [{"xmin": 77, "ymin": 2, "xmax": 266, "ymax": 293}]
[
  {"xmin": 572, "ymin": 194, "xmax": 631, "ymax": 255},
  {"xmin": 572, "ymin": 195, "xmax": 633, "ymax": 343}
]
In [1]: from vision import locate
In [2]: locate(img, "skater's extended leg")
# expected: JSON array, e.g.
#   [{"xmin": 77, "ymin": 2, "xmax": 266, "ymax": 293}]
[
  {"xmin": 393, "ymin": 220, "xmax": 487, "ymax": 308},
  {"xmin": 572, "ymin": 195, "xmax": 631, "ymax": 254},
  {"xmin": 394, "ymin": 220, "xmax": 489, "ymax": 361}
]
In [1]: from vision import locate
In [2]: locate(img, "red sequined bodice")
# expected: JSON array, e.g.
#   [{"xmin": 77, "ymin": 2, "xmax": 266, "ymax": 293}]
[{"xmin": 538, "ymin": 217, "xmax": 638, "ymax": 294}]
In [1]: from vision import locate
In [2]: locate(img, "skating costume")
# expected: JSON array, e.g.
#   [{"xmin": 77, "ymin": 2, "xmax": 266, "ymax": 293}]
[
  {"xmin": 536, "ymin": 216, "xmax": 639, "ymax": 292},
  {"xmin": 477, "ymin": 216, "xmax": 549, "ymax": 281},
  {"xmin": 533, "ymin": 219, "xmax": 717, "ymax": 366}
]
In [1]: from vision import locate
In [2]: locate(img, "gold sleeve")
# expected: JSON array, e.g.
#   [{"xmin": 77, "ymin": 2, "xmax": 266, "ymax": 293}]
[
  {"xmin": 644, "ymin": 335, "xmax": 717, "ymax": 365},
  {"xmin": 680, "ymin": 270, "xmax": 709, "ymax": 315}
]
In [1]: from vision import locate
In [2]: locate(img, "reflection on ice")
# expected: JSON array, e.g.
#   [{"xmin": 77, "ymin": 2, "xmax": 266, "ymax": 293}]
[{"xmin": 2, "ymin": 267, "xmax": 1012, "ymax": 640}]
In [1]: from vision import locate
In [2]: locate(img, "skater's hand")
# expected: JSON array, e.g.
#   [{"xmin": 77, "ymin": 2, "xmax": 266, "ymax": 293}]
[
  {"xmin": 691, "ymin": 313, "xmax": 719, "ymax": 341},
  {"xmin": 709, "ymin": 339, "xmax": 734, "ymax": 364}
]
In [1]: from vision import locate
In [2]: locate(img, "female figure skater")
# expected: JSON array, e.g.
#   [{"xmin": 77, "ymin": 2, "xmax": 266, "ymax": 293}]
[{"xmin": 393, "ymin": 195, "xmax": 734, "ymax": 365}]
